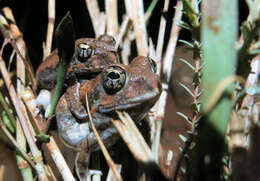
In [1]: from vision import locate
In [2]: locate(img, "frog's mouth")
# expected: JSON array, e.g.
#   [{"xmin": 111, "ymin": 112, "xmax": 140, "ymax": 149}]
[{"xmin": 97, "ymin": 92, "xmax": 160, "ymax": 113}]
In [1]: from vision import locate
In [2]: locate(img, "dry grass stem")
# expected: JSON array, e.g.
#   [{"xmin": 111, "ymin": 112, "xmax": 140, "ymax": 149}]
[
  {"xmin": 163, "ymin": 0, "xmax": 182, "ymax": 82},
  {"xmin": 1, "ymin": 7, "xmax": 37, "ymax": 91},
  {"xmin": 130, "ymin": 0, "xmax": 148, "ymax": 56},
  {"xmin": 3, "ymin": 7, "xmax": 26, "ymax": 92},
  {"xmin": 0, "ymin": 117, "xmax": 35, "ymax": 169},
  {"xmin": 148, "ymin": 38, "xmax": 156, "ymax": 60},
  {"xmin": 106, "ymin": 164, "xmax": 122, "ymax": 181},
  {"xmin": 113, "ymin": 112, "xmax": 154, "ymax": 163},
  {"xmin": 46, "ymin": 137, "xmax": 76, "ymax": 181},
  {"xmin": 20, "ymin": 88, "xmax": 75, "ymax": 181},
  {"xmin": 0, "ymin": 56, "xmax": 48, "ymax": 181},
  {"xmin": 85, "ymin": 93, "xmax": 122, "ymax": 181},
  {"xmin": 45, "ymin": 0, "xmax": 55, "ymax": 59},
  {"xmin": 105, "ymin": 0, "xmax": 118, "ymax": 37},
  {"xmin": 156, "ymin": 0, "xmax": 169, "ymax": 70},
  {"xmin": 124, "ymin": 0, "xmax": 133, "ymax": 19},
  {"xmin": 16, "ymin": 118, "xmax": 34, "ymax": 181},
  {"xmin": 121, "ymin": 37, "xmax": 131, "ymax": 65},
  {"xmin": 151, "ymin": 1, "xmax": 183, "ymax": 138},
  {"xmin": 85, "ymin": 0, "xmax": 104, "ymax": 37},
  {"xmin": 115, "ymin": 15, "xmax": 130, "ymax": 50}
]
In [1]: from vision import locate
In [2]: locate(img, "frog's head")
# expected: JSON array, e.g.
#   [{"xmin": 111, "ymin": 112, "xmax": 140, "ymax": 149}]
[{"xmin": 89, "ymin": 56, "xmax": 162, "ymax": 122}]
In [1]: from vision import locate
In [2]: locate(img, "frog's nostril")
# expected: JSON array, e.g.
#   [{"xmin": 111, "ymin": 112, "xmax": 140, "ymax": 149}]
[{"xmin": 108, "ymin": 72, "xmax": 120, "ymax": 79}]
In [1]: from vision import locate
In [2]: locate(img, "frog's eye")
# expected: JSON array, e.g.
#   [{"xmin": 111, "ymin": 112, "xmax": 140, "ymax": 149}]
[
  {"xmin": 147, "ymin": 57, "xmax": 157, "ymax": 73},
  {"xmin": 77, "ymin": 43, "xmax": 94, "ymax": 62},
  {"xmin": 103, "ymin": 66, "xmax": 126, "ymax": 94}
]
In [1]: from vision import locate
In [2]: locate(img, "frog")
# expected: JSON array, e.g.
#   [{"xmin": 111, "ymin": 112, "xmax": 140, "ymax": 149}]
[
  {"xmin": 36, "ymin": 34, "xmax": 119, "ymax": 90},
  {"xmin": 35, "ymin": 35, "xmax": 119, "ymax": 117},
  {"xmin": 55, "ymin": 56, "xmax": 161, "ymax": 180},
  {"xmin": 56, "ymin": 55, "xmax": 161, "ymax": 148}
]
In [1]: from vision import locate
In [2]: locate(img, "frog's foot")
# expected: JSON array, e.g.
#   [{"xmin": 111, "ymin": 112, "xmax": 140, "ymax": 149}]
[
  {"xmin": 35, "ymin": 89, "xmax": 52, "ymax": 118},
  {"xmin": 56, "ymin": 95, "xmax": 90, "ymax": 146},
  {"xmin": 65, "ymin": 83, "xmax": 89, "ymax": 120}
]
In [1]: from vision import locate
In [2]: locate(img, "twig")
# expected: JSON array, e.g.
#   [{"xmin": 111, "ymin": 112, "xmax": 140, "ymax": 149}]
[
  {"xmin": 154, "ymin": 0, "xmax": 183, "ymax": 119},
  {"xmin": 0, "ymin": 56, "xmax": 48, "ymax": 181},
  {"xmin": 85, "ymin": 93, "xmax": 123, "ymax": 181},
  {"xmin": 115, "ymin": 15, "xmax": 130, "ymax": 50},
  {"xmin": 156, "ymin": 0, "xmax": 169, "ymax": 70},
  {"xmin": 0, "ymin": 117, "xmax": 35, "ymax": 169},
  {"xmin": 84, "ymin": 0, "xmax": 104, "ymax": 37},
  {"xmin": 16, "ymin": 119, "xmax": 34, "ymax": 181},
  {"xmin": 113, "ymin": 112, "xmax": 154, "ymax": 162},
  {"xmin": 130, "ymin": 0, "xmax": 148, "ymax": 56},
  {"xmin": 163, "ymin": 0, "xmax": 183, "ymax": 82},
  {"xmin": 0, "ymin": 7, "xmax": 37, "ymax": 91},
  {"xmin": 45, "ymin": 0, "xmax": 55, "ymax": 59},
  {"xmin": 46, "ymin": 137, "xmax": 76, "ymax": 181},
  {"xmin": 105, "ymin": 0, "xmax": 118, "ymax": 37},
  {"xmin": 150, "ymin": 0, "xmax": 183, "ymax": 166},
  {"xmin": 20, "ymin": 88, "xmax": 76, "ymax": 181}
]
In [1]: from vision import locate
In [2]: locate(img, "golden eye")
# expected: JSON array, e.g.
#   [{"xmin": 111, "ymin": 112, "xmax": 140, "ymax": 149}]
[
  {"xmin": 77, "ymin": 43, "xmax": 94, "ymax": 62},
  {"xmin": 103, "ymin": 66, "xmax": 126, "ymax": 94}
]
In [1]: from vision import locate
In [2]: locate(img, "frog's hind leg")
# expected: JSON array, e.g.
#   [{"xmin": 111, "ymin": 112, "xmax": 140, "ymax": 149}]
[{"xmin": 56, "ymin": 95, "xmax": 90, "ymax": 146}]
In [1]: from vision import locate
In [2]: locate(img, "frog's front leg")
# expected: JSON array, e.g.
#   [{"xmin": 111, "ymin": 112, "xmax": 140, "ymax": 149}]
[
  {"xmin": 56, "ymin": 95, "xmax": 90, "ymax": 146},
  {"xmin": 65, "ymin": 83, "xmax": 89, "ymax": 120}
]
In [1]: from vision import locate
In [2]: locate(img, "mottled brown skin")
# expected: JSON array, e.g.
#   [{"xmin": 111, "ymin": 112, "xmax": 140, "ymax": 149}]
[
  {"xmin": 55, "ymin": 56, "xmax": 162, "ymax": 150},
  {"xmin": 36, "ymin": 35, "xmax": 119, "ymax": 90}
]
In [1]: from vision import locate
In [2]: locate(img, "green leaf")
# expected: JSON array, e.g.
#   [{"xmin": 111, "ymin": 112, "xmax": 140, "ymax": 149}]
[
  {"xmin": 179, "ymin": 58, "xmax": 195, "ymax": 70},
  {"xmin": 2, "ymin": 111, "xmax": 15, "ymax": 133},
  {"xmin": 179, "ymin": 134, "xmax": 188, "ymax": 142},
  {"xmin": 35, "ymin": 133, "xmax": 50, "ymax": 143},
  {"xmin": 179, "ymin": 82, "xmax": 194, "ymax": 97},
  {"xmin": 177, "ymin": 112, "xmax": 192, "ymax": 124},
  {"xmin": 178, "ymin": 39, "xmax": 194, "ymax": 48}
]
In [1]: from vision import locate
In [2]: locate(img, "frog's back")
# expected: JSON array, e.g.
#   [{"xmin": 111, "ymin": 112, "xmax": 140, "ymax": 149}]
[{"xmin": 36, "ymin": 49, "xmax": 59, "ymax": 90}]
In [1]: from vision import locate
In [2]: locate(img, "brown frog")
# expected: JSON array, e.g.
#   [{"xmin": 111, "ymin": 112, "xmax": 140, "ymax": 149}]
[
  {"xmin": 36, "ymin": 35, "xmax": 119, "ymax": 90},
  {"xmin": 55, "ymin": 56, "xmax": 162, "ymax": 150}
]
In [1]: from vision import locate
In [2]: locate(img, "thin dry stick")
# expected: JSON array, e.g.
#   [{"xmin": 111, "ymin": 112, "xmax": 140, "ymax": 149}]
[
  {"xmin": 0, "ymin": 56, "xmax": 48, "ymax": 181},
  {"xmin": 16, "ymin": 119, "xmax": 34, "ymax": 181},
  {"xmin": 20, "ymin": 88, "xmax": 76, "ymax": 181},
  {"xmin": 156, "ymin": 0, "xmax": 169, "ymax": 72},
  {"xmin": 46, "ymin": 137, "xmax": 76, "ymax": 181},
  {"xmin": 130, "ymin": 0, "xmax": 148, "ymax": 56},
  {"xmin": 3, "ymin": 7, "xmax": 25, "ymax": 92},
  {"xmin": 163, "ymin": 0, "xmax": 182, "ymax": 82},
  {"xmin": 0, "ymin": 117, "xmax": 35, "ymax": 169},
  {"xmin": 1, "ymin": 7, "xmax": 37, "ymax": 91},
  {"xmin": 155, "ymin": 0, "xmax": 183, "ymax": 121},
  {"xmin": 84, "ymin": 0, "xmax": 104, "ymax": 37},
  {"xmin": 112, "ymin": 112, "xmax": 155, "ymax": 162},
  {"xmin": 85, "ymin": 93, "xmax": 122, "ymax": 181},
  {"xmin": 124, "ymin": 0, "xmax": 133, "ymax": 20},
  {"xmin": 45, "ymin": 0, "xmax": 55, "ymax": 59},
  {"xmin": 105, "ymin": 0, "xmax": 118, "ymax": 37},
  {"xmin": 115, "ymin": 15, "xmax": 130, "ymax": 50}
]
